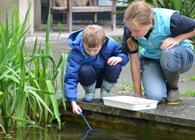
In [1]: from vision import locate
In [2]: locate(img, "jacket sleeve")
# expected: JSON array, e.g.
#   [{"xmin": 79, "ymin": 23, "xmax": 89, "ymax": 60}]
[
  {"xmin": 109, "ymin": 37, "xmax": 129, "ymax": 66},
  {"xmin": 64, "ymin": 50, "xmax": 81, "ymax": 102},
  {"xmin": 170, "ymin": 12, "xmax": 195, "ymax": 37},
  {"xmin": 122, "ymin": 25, "xmax": 138, "ymax": 54}
]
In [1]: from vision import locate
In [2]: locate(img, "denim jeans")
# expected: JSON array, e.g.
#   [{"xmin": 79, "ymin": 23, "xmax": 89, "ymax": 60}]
[
  {"xmin": 79, "ymin": 63, "xmax": 122, "ymax": 88},
  {"xmin": 141, "ymin": 45, "xmax": 195, "ymax": 102}
]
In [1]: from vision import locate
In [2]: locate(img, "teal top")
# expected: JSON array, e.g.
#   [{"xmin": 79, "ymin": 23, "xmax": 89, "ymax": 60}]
[{"xmin": 134, "ymin": 8, "xmax": 194, "ymax": 59}]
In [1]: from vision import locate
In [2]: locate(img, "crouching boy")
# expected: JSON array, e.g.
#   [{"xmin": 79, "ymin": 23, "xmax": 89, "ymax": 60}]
[{"xmin": 64, "ymin": 25, "xmax": 129, "ymax": 114}]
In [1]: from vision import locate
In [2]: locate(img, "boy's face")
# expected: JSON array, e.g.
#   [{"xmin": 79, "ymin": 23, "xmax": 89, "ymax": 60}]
[{"xmin": 84, "ymin": 45, "xmax": 102, "ymax": 57}]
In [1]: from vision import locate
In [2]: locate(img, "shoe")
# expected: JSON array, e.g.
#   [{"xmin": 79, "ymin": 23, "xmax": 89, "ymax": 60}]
[
  {"xmin": 100, "ymin": 79, "xmax": 115, "ymax": 100},
  {"xmin": 82, "ymin": 97, "xmax": 94, "ymax": 102},
  {"xmin": 81, "ymin": 82, "xmax": 96, "ymax": 102},
  {"xmin": 166, "ymin": 89, "xmax": 181, "ymax": 105}
]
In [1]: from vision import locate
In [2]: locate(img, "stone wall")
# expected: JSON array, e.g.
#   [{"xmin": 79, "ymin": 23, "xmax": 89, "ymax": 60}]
[{"xmin": 0, "ymin": 0, "xmax": 35, "ymax": 34}]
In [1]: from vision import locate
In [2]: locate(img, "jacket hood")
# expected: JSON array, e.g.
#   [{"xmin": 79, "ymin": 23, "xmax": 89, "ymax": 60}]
[{"xmin": 68, "ymin": 29, "xmax": 84, "ymax": 50}]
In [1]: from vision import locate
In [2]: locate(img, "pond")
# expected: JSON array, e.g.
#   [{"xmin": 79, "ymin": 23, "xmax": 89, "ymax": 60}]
[{"xmin": 0, "ymin": 122, "xmax": 169, "ymax": 140}]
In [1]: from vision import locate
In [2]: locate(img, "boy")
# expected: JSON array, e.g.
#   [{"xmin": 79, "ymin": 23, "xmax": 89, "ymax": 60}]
[{"xmin": 64, "ymin": 25, "xmax": 129, "ymax": 114}]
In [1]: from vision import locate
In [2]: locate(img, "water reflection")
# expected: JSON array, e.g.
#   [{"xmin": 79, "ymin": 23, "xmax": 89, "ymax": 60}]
[
  {"xmin": 79, "ymin": 112, "xmax": 132, "ymax": 140},
  {"xmin": 0, "ymin": 123, "xmax": 137, "ymax": 140},
  {"xmin": 0, "ymin": 123, "xmax": 190, "ymax": 140},
  {"xmin": 82, "ymin": 128, "xmax": 126, "ymax": 140}
]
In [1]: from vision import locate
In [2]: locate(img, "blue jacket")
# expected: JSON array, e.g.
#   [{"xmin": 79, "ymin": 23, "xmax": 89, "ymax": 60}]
[
  {"xmin": 134, "ymin": 8, "xmax": 194, "ymax": 59},
  {"xmin": 64, "ymin": 29, "xmax": 129, "ymax": 102}
]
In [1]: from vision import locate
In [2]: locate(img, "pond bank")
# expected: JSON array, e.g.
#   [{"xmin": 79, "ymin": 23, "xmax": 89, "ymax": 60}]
[{"xmin": 61, "ymin": 97, "xmax": 195, "ymax": 139}]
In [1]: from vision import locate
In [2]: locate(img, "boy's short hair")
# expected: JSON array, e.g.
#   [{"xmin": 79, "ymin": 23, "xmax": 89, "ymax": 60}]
[{"xmin": 82, "ymin": 25, "xmax": 105, "ymax": 48}]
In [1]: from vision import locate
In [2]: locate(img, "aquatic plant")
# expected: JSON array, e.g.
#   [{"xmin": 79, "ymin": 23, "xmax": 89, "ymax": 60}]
[{"xmin": 0, "ymin": 6, "xmax": 66, "ymax": 130}]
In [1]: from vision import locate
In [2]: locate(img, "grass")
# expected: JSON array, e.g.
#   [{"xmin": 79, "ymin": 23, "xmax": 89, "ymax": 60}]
[
  {"xmin": 189, "ymin": 76, "xmax": 195, "ymax": 81},
  {"xmin": 182, "ymin": 90, "xmax": 195, "ymax": 97},
  {"xmin": 116, "ymin": 80, "xmax": 144, "ymax": 94},
  {"xmin": 116, "ymin": 80, "xmax": 134, "ymax": 92}
]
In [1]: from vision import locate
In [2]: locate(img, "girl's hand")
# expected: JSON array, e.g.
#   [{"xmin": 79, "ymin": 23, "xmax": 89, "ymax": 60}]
[
  {"xmin": 71, "ymin": 101, "xmax": 82, "ymax": 115},
  {"xmin": 135, "ymin": 94, "xmax": 144, "ymax": 98},
  {"xmin": 107, "ymin": 57, "xmax": 122, "ymax": 66},
  {"xmin": 160, "ymin": 38, "xmax": 179, "ymax": 49}
]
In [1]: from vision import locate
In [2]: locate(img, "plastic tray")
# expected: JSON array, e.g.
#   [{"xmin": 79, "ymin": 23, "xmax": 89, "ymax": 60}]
[{"xmin": 103, "ymin": 96, "xmax": 158, "ymax": 111}]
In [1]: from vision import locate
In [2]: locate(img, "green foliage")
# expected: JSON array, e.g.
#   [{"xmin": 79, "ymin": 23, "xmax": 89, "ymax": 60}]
[
  {"xmin": 113, "ymin": 36, "xmax": 122, "ymax": 45},
  {"xmin": 156, "ymin": 0, "xmax": 195, "ymax": 18},
  {"xmin": 116, "ymin": 80, "xmax": 134, "ymax": 91},
  {"xmin": 114, "ymin": 0, "xmax": 195, "ymax": 18},
  {"xmin": 183, "ymin": 90, "xmax": 195, "ymax": 97},
  {"xmin": 189, "ymin": 76, "xmax": 195, "ymax": 81},
  {"xmin": 0, "ymin": 6, "xmax": 67, "ymax": 129}
]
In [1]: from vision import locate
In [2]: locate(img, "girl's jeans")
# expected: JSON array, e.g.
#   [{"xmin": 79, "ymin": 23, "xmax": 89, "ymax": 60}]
[
  {"xmin": 79, "ymin": 63, "xmax": 122, "ymax": 88},
  {"xmin": 141, "ymin": 45, "xmax": 195, "ymax": 102}
]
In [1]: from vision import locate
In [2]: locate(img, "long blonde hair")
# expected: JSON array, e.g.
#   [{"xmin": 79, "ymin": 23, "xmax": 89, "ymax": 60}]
[
  {"xmin": 124, "ymin": 1, "xmax": 154, "ymax": 51},
  {"xmin": 127, "ymin": 37, "xmax": 138, "ymax": 51},
  {"xmin": 82, "ymin": 25, "xmax": 105, "ymax": 48},
  {"xmin": 124, "ymin": 1, "xmax": 153, "ymax": 25}
]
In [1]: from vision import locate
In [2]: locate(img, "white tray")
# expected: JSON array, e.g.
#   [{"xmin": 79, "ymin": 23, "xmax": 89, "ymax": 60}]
[{"xmin": 103, "ymin": 96, "xmax": 158, "ymax": 111}]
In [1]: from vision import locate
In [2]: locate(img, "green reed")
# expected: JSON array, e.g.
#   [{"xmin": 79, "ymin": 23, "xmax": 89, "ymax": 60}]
[{"xmin": 0, "ymin": 6, "xmax": 66, "ymax": 130}]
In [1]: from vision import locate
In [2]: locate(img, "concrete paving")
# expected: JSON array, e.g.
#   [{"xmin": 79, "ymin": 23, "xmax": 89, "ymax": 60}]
[{"xmin": 27, "ymin": 24, "xmax": 195, "ymax": 137}]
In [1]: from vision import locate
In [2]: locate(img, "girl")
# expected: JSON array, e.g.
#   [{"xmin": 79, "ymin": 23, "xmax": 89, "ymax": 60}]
[{"xmin": 122, "ymin": 1, "xmax": 195, "ymax": 105}]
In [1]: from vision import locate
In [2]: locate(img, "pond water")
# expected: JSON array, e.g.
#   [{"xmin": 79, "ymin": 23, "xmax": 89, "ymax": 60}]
[{"xmin": 0, "ymin": 122, "xmax": 168, "ymax": 140}]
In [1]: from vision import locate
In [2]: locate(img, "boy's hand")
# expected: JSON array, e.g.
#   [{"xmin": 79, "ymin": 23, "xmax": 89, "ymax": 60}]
[
  {"xmin": 107, "ymin": 57, "xmax": 122, "ymax": 66},
  {"xmin": 71, "ymin": 101, "xmax": 82, "ymax": 115}
]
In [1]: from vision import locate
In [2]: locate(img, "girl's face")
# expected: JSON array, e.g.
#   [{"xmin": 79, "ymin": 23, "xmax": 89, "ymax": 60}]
[
  {"xmin": 84, "ymin": 45, "xmax": 101, "ymax": 57},
  {"xmin": 127, "ymin": 21, "xmax": 153, "ymax": 38}
]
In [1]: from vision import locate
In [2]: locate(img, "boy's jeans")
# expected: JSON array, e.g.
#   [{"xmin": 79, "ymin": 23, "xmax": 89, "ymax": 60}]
[{"xmin": 141, "ymin": 45, "xmax": 195, "ymax": 102}]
